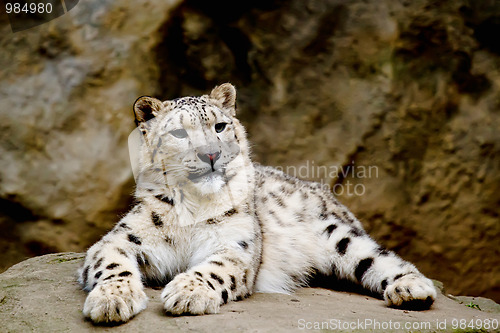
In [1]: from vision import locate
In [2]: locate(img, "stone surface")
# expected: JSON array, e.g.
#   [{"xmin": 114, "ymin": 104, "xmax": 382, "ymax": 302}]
[
  {"xmin": 0, "ymin": 0, "xmax": 499, "ymax": 303},
  {"xmin": 0, "ymin": 0, "xmax": 182, "ymax": 265},
  {"xmin": 0, "ymin": 253, "xmax": 499, "ymax": 332}
]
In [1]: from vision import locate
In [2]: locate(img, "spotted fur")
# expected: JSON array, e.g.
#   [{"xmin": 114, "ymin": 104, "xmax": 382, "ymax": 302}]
[{"xmin": 78, "ymin": 83, "xmax": 436, "ymax": 323}]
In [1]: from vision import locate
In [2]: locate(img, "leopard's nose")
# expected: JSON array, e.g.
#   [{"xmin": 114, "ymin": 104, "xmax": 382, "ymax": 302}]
[{"xmin": 197, "ymin": 151, "xmax": 221, "ymax": 166}]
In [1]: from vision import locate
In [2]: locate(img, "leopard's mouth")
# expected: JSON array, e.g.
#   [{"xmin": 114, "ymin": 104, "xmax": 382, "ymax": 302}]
[{"xmin": 187, "ymin": 169, "xmax": 224, "ymax": 182}]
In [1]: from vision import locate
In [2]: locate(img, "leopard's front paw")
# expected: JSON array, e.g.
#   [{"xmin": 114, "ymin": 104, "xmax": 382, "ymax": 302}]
[
  {"xmin": 162, "ymin": 272, "xmax": 221, "ymax": 315},
  {"xmin": 83, "ymin": 279, "xmax": 147, "ymax": 323},
  {"xmin": 384, "ymin": 273, "xmax": 436, "ymax": 310}
]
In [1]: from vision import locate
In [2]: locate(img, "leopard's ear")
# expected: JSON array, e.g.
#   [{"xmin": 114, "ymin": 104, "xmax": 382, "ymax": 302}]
[
  {"xmin": 133, "ymin": 96, "xmax": 164, "ymax": 126},
  {"xmin": 209, "ymin": 83, "xmax": 236, "ymax": 116}
]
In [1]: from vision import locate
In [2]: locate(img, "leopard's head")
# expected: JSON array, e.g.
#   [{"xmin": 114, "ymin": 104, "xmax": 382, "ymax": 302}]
[{"xmin": 130, "ymin": 83, "xmax": 251, "ymax": 197}]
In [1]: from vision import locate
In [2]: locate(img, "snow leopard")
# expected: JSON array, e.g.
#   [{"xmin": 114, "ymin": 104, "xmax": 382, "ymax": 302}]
[{"xmin": 78, "ymin": 83, "xmax": 436, "ymax": 323}]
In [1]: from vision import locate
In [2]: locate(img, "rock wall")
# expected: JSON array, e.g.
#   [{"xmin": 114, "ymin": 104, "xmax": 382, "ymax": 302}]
[
  {"xmin": 0, "ymin": 0, "xmax": 499, "ymax": 301},
  {"xmin": 0, "ymin": 0, "xmax": 182, "ymax": 264}
]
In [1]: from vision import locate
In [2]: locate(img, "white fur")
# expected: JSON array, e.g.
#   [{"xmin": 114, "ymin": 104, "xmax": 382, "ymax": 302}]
[{"xmin": 79, "ymin": 84, "xmax": 436, "ymax": 323}]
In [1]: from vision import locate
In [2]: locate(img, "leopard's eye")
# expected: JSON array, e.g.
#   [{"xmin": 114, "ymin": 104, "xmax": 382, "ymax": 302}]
[
  {"xmin": 215, "ymin": 122, "xmax": 227, "ymax": 133},
  {"xmin": 169, "ymin": 129, "xmax": 188, "ymax": 138}
]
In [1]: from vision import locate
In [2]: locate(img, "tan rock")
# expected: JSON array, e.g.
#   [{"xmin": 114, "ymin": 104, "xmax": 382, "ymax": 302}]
[{"xmin": 0, "ymin": 0, "xmax": 499, "ymax": 305}]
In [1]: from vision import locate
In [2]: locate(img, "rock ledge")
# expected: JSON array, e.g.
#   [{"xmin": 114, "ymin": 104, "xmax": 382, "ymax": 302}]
[{"xmin": 0, "ymin": 253, "xmax": 498, "ymax": 332}]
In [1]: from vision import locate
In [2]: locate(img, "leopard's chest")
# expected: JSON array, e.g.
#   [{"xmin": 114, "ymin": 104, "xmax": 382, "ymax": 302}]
[{"xmin": 138, "ymin": 222, "xmax": 225, "ymax": 280}]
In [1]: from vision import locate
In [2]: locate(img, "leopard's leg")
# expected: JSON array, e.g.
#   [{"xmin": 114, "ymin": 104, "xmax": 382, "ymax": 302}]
[
  {"xmin": 162, "ymin": 244, "xmax": 259, "ymax": 315},
  {"xmin": 78, "ymin": 224, "xmax": 148, "ymax": 323},
  {"xmin": 318, "ymin": 208, "xmax": 436, "ymax": 309}
]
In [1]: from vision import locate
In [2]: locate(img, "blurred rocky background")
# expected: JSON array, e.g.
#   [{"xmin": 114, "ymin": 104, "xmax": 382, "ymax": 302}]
[{"xmin": 0, "ymin": 0, "xmax": 498, "ymax": 302}]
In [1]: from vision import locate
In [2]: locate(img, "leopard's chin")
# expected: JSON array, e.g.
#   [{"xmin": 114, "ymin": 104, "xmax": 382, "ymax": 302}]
[{"xmin": 190, "ymin": 172, "xmax": 227, "ymax": 195}]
